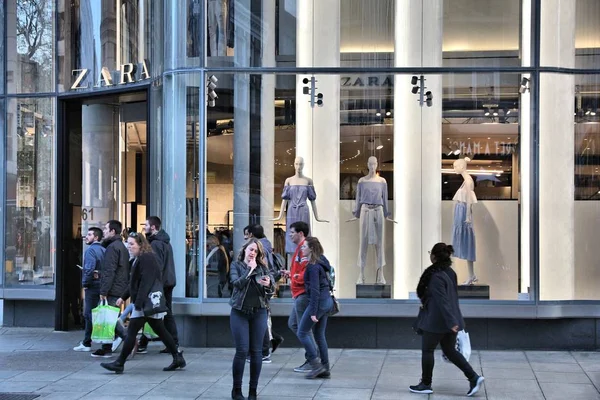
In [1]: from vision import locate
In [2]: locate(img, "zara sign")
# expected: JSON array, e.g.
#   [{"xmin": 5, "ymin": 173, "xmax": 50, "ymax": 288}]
[{"xmin": 71, "ymin": 60, "xmax": 151, "ymax": 90}]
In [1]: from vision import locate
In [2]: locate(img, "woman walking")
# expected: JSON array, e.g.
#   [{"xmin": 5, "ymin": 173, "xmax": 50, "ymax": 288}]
[
  {"xmin": 410, "ymin": 243, "xmax": 484, "ymax": 396},
  {"xmin": 229, "ymin": 238, "xmax": 274, "ymax": 400},
  {"xmin": 296, "ymin": 237, "xmax": 334, "ymax": 379},
  {"xmin": 100, "ymin": 233, "xmax": 185, "ymax": 374}
]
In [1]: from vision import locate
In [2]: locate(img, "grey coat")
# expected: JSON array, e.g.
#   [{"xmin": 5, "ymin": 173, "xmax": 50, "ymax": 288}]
[{"xmin": 417, "ymin": 268, "xmax": 465, "ymax": 334}]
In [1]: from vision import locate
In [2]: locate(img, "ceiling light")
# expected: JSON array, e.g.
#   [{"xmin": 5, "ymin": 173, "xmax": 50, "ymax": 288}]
[
  {"xmin": 376, "ymin": 145, "xmax": 384, "ymax": 150},
  {"xmin": 375, "ymin": 110, "xmax": 381, "ymax": 117},
  {"xmin": 484, "ymin": 111, "xmax": 490, "ymax": 116},
  {"xmin": 592, "ymin": 111, "xmax": 597, "ymax": 116},
  {"xmin": 385, "ymin": 111, "xmax": 392, "ymax": 116},
  {"xmin": 487, "ymin": 137, "xmax": 491, "ymax": 139},
  {"xmin": 493, "ymin": 111, "xmax": 499, "ymax": 116},
  {"xmin": 506, "ymin": 109, "xmax": 511, "ymax": 115},
  {"xmin": 585, "ymin": 110, "xmax": 591, "ymax": 115}
]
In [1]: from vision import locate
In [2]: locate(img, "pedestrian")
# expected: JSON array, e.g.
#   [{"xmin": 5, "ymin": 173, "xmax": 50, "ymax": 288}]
[
  {"xmin": 410, "ymin": 242, "xmax": 484, "ymax": 396},
  {"xmin": 137, "ymin": 216, "xmax": 179, "ymax": 353},
  {"xmin": 247, "ymin": 224, "xmax": 285, "ymax": 363},
  {"xmin": 229, "ymin": 238, "xmax": 274, "ymax": 400},
  {"xmin": 100, "ymin": 232, "xmax": 185, "ymax": 374},
  {"xmin": 92, "ymin": 220, "xmax": 129, "ymax": 358},
  {"xmin": 296, "ymin": 237, "xmax": 333, "ymax": 379},
  {"xmin": 281, "ymin": 221, "xmax": 318, "ymax": 373},
  {"xmin": 73, "ymin": 227, "xmax": 105, "ymax": 352}
]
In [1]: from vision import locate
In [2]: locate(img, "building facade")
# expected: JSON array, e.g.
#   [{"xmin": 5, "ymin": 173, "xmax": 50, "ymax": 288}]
[{"xmin": 0, "ymin": 0, "xmax": 599, "ymax": 349}]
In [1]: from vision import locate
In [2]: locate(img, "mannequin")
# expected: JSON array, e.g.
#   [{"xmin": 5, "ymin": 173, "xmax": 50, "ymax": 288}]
[
  {"xmin": 347, "ymin": 156, "xmax": 396, "ymax": 285},
  {"xmin": 451, "ymin": 158, "xmax": 478, "ymax": 285},
  {"xmin": 207, "ymin": 0, "xmax": 228, "ymax": 56},
  {"xmin": 273, "ymin": 157, "xmax": 329, "ymax": 253}
]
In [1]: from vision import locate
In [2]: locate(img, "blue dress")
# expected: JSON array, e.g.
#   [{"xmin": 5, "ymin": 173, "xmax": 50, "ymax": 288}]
[
  {"xmin": 451, "ymin": 181, "xmax": 477, "ymax": 262},
  {"xmin": 282, "ymin": 185, "xmax": 317, "ymax": 253}
]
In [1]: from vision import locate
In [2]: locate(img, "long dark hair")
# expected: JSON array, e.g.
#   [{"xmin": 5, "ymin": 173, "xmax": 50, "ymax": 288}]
[{"xmin": 416, "ymin": 243, "xmax": 454, "ymax": 303}]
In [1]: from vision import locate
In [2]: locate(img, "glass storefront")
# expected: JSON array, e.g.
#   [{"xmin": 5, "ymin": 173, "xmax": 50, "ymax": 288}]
[{"xmin": 1, "ymin": 0, "xmax": 600, "ymax": 325}]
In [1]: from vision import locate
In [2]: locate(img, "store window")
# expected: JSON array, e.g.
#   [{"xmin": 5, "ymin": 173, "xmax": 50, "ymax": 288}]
[
  {"xmin": 202, "ymin": 72, "xmax": 527, "ymax": 301},
  {"xmin": 6, "ymin": 0, "xmax": 55, "ymax": 93},
  {"xmin": 5, "ymin": 98, "xmax": 56, "ymax": 287},
  {"xmin": 539, "ymin": 73, "xmax": 600, "ymax": 301},
  {"xmin": 575, "ymin": 0, "xmax": 600, "ymax": 69},
  {"xmin": 58, "ymin": 0, "xmax": 161, "ymax": 92}
]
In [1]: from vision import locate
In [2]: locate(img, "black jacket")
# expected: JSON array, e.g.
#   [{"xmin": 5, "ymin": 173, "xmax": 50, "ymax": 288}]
[
  {"xmin": 229, "ymin": 260, "xmax": 274, "ymax": 311},
  {"xmin": 100, "ymin": 235, "xmax": 131, "ymax": 298},
  {"xmin": 121, "ymin": 252, "xmax": 162, "ymax": 310},
  {"xmin": 417, "ymin": 267, "xmax": 465, "ymax": 334},
  {"xmin": 148, "ymin": 230, "xmax": 176, "ymax": 287},
  {"xmin": 304, "ymin": 255, "xmax": 333, "ymax": 316}
]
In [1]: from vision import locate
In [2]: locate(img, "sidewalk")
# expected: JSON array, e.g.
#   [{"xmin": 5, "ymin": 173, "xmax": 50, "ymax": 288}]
[{"xmin": 0, "ymin": 327, "xmax": 599, "ymax": 399}]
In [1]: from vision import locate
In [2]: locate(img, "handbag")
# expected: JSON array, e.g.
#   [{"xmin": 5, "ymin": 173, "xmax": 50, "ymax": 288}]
[
  {"xmin": 320, "ymin": 264, "xmax": 340, "ymax": 316},
  {"xmin": 142, "ymin": 279, "xmax": 168, "ymax": 317},
  {"xmin": 412, "ymin": 305, "xmax": 425, "ymax": 335}
]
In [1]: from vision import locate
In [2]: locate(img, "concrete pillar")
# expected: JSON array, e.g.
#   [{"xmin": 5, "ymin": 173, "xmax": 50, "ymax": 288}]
[
  {"xmin": 394, "ymin": 0, "xmax": 443, "ymax": 299},
  {"xmin": 296, "ymin": 0, "xmax": 340, "ymax": 290},
  {"xmin": 539, "ymin": 0, "xmax": 576, "ymax": 300},
  {"xmin": 260, "ymin": 0, "xmax": 276, "ymax": 242}
]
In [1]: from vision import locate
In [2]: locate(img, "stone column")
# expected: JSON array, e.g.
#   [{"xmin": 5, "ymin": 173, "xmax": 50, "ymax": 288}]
[
  {"xmin": 539, "ymin": 0, "xmax": 576, "ymax": 300},
  {"xmin": 394, "ymin": 0, "xmax": 443, "ymax": 299},
  {"xmin": 296, "ymin": 0, "xmax": 340, "ymax": 291}
]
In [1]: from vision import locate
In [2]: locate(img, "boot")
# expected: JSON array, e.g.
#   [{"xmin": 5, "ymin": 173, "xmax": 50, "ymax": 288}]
[
  {"xmin": 248, "ymin": 387, "xmax": 258, "ymax": 400},
  {"xmin": 316, "ymin": 362, "xmax": 331, "ymax": 379},
  {"xmin": 100, "ymin": 360, "xmax": 124, "ymax": 374},
  {"xmin": 163, "ymin": 351, "xmax": 186, "ymax": 371},
  {"xmin": 231, "ymin": 387, "xmax": 246, "ymax": 400},
  {"xmin": 305, "ymin": 358, "xmax": 326, "ymax": 379}
]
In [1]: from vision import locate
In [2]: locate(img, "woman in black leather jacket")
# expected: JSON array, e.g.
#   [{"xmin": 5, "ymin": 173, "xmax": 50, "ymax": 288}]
[
  {"xmin": 229, "ymin": 238, "xmax": 274, "ymax": 400},
  {"xmin": 410, "ymin": 243, "xmax": 484, "ymax": 397}
]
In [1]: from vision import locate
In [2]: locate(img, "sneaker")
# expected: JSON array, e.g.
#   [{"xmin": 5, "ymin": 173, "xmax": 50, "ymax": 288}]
[
  {"xmin": 293, "ymin": 360, "xmax": 312, "ymax": 373},
  {"xmin": 111, "ymin": 337, "xmax": 123, "ymax": 352},
  {"xmin": 91, "ymin": 349, "xmax": 113, "ymax": 358},
  {"xmin": 136, "ymin": 346, "xmax": 148, "ymax": 354},
  {"xmin": 262, "ymin": 355, "xmax": 272, "ymax": 364},
  {"xmin": 73, "ymin": 342, "xmax": 91, "ymax": 352},
  {"xmin": 467, "ymin": 376, "xmax": 485, "ymax": 397},
  {"xmin": 409, "ymin": 381, "xmax": 433, "ymax": 394}
]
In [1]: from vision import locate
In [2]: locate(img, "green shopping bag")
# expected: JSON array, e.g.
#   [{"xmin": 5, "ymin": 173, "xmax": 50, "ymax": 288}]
[
  {"xmin": 143, "ymin": 322, "xmax": 159, "ymax": 339},
  {"xmin": 91, "ymin": 301, "xmax": 120, "ymax": 344}
]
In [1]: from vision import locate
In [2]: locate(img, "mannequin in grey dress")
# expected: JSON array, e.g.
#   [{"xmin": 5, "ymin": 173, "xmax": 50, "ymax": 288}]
[
  {"xmin": 273, "ymin": 157, "xmax": 329, "ymax": 254},
  {"xmin": 347, "ymin": 157, "xmax": 396, "ymax": 285}
]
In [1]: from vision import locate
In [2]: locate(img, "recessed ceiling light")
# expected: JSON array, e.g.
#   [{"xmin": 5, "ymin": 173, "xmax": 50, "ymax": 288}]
[
  {"xmin": 487, "ymin": 137, "xmax": 491, "ymax": 140},
  {"xmin": 353, "ymin": 140, "xmax": 357, "ymax": 143},
  {"xmin": 376, "ymin": 145, "xmax": 384, "ymax": 150}
]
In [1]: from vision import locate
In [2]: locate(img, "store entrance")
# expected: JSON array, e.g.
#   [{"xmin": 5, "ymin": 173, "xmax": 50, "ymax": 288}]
[{"xmin": 56, "ymin": 92, "xmax": 149, "ymax": 331}]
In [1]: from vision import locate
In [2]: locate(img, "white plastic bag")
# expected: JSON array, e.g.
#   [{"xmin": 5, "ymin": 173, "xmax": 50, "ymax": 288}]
[{"xmin": 442, "ymin": 330, "xmax": 471, "ymax": 363}]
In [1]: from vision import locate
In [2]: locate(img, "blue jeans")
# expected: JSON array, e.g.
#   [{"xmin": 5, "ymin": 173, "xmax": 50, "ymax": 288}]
[
  {"xmin": 297, "ymin": 296, "xmax": 333, "ymax": 365},
  {"xmin": 288, "ymin": 293, "xmax": 317, "ymax": 360},
  {"xmin": 120, "ymin": 303, "xmax": 135, "ymax": 322},
  {"xmin": 83, "ymin": 286, "xmax": 100, "ymax": 347},
  {"xmin": 230, "ymin": 307, "xmax": 268, "ymax": 390}
]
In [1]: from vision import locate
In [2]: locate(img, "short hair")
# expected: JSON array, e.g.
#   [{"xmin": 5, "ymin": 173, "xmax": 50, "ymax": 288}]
[
  {"xmin": 289, "ymin": 221, "xmax": 309, "ymax": 237},
  {"xmin": 248, "ymin": 224, "xmax": 266, "ymax": 239},
  {"xmin": 88, "ymin": 227, "xmax": 103, "ymax": 241},
  {"xmin": 107, "ymin": 220, "xmax": 122, "ymax": 235},
  {"xmin": 147, "ymin": 216, "xmax": 162, "ymax": 230},
  {"xmin": 243, "ymin": 225, "xmax": 252, "ymax": 234}
]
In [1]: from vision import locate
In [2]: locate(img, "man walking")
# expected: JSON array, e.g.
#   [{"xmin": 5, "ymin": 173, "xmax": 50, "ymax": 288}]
[
  {"xmin": 92, "ymin": 220, "xmax": 130, "ymax": 358},
  {"xmin": 73, "ymin": 227, "xmax": 105, "ymax": 352},
  {"xmin": 138, "ymin": 216, "xmax": 179, "ymax": 353},
  {"xmin": 283, "ymin": 221, "xmax": 318, "ymax": 372}
]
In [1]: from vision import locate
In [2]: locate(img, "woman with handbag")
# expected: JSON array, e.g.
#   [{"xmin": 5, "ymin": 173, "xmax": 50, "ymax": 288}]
[
  {"xmin": 410, "ymin": 243, "xmax": 484, "ymax": 396},
  {"xmin": 296, "ymin": 237, "xmax": 334, "ymax": 380},
  {"xmin": 229, "ymin": 238, "xmax": 274, "ymax": 400},
  {"xmin": 100, "ymin": 232, "xmax": 185, "ymax": 374}
]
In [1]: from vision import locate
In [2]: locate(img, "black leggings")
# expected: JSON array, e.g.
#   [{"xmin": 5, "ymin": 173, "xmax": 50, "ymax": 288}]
[
  {"xmin": 421, "ymin": 331, "xmax": 477, "ymax": 385},
  {"xmin": 117, "ymin": 317, "xmax": 178, "ymax": 364}
]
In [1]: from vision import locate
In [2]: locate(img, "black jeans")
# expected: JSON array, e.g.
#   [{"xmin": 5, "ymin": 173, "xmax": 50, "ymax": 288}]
[
  {"xmin": 117, "ymin": 316, "xmax": 178, "ymax": 364},
  {"xmin": 421, "ymin": 331, "xmax": 477, "ymax": 385},
  {"xmin": 163, "ymin": 286, "xmax": 179, "ymax": 346},
  {"xmin": 101, "ymin": 295, "xmax": 126, "ymax": 352},
  {"xmin": 82, "ymin": 286, "xmax": 100, "ymax": 347},
  {"xmin": 230, "ymin": 307, "xmax": 268, "ymax": 390}
]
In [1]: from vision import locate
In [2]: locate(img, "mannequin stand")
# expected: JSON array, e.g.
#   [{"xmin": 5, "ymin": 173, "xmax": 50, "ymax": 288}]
[{"xmin": 356, "ymin": 284, "xmax": 391, "ymax": 299}]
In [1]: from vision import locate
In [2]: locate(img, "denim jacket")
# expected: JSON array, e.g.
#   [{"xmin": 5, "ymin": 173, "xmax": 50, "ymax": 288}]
[
  {"xmin": 82, "ymin": 242, "xmax": 105, "ymax": 289},
  {"xmin": 229, "ymin": 260, "xmax": 275, "ymax": 311}
]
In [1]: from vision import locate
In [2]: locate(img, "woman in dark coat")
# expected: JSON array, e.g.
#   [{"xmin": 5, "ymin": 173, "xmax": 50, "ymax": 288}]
[
  {"xmin": 229, "ymin": 238, "xmax": 275, "ymax": 400},
  {"xmin": 410, "ymin": 243, "xmax": 484, "ymax": 397},
  {"xmin": 100, "ymin": 233, "xmax": 185, "ymax": 374}
]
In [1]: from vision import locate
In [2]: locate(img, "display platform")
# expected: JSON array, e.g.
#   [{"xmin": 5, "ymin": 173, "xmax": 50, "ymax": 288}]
[
  {"xmin": 356, "ymin": 284, "xmax": 392, "ymax": 298},
  {"xmin": 457, "ymin": 284, "xmax": 490, "ymax": 299},
  {"xmin": 277, "ymin": 284, "xmax": 292, "ymax": 298}
]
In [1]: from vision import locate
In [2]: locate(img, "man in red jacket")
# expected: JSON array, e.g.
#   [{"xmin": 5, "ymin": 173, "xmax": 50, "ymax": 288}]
[{"xmin": 282, "ymin": 221, "xmax": 317, "ymax": 373}]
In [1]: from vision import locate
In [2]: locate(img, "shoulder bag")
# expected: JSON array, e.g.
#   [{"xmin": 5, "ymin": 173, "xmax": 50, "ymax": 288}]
[{"xmin": 142, "ymin": 279, "xmax": 168, "ymax": 316}]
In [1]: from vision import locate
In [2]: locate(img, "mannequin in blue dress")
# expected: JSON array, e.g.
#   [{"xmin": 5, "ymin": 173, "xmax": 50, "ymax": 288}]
[{"xmin": 273, "ymin": 157, "xmax": 329, "ymax": 254}]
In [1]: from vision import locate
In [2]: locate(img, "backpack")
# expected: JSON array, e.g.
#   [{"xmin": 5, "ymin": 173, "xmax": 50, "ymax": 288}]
[{"xmin": 272, "ymin": 253, "xmax": 286, "ymax": 280}]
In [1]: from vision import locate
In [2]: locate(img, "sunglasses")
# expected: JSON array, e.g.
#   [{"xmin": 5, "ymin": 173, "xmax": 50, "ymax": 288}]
[{"xmin": 128, "ymin": 232, "xmax": 140, "ymax": 238}]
